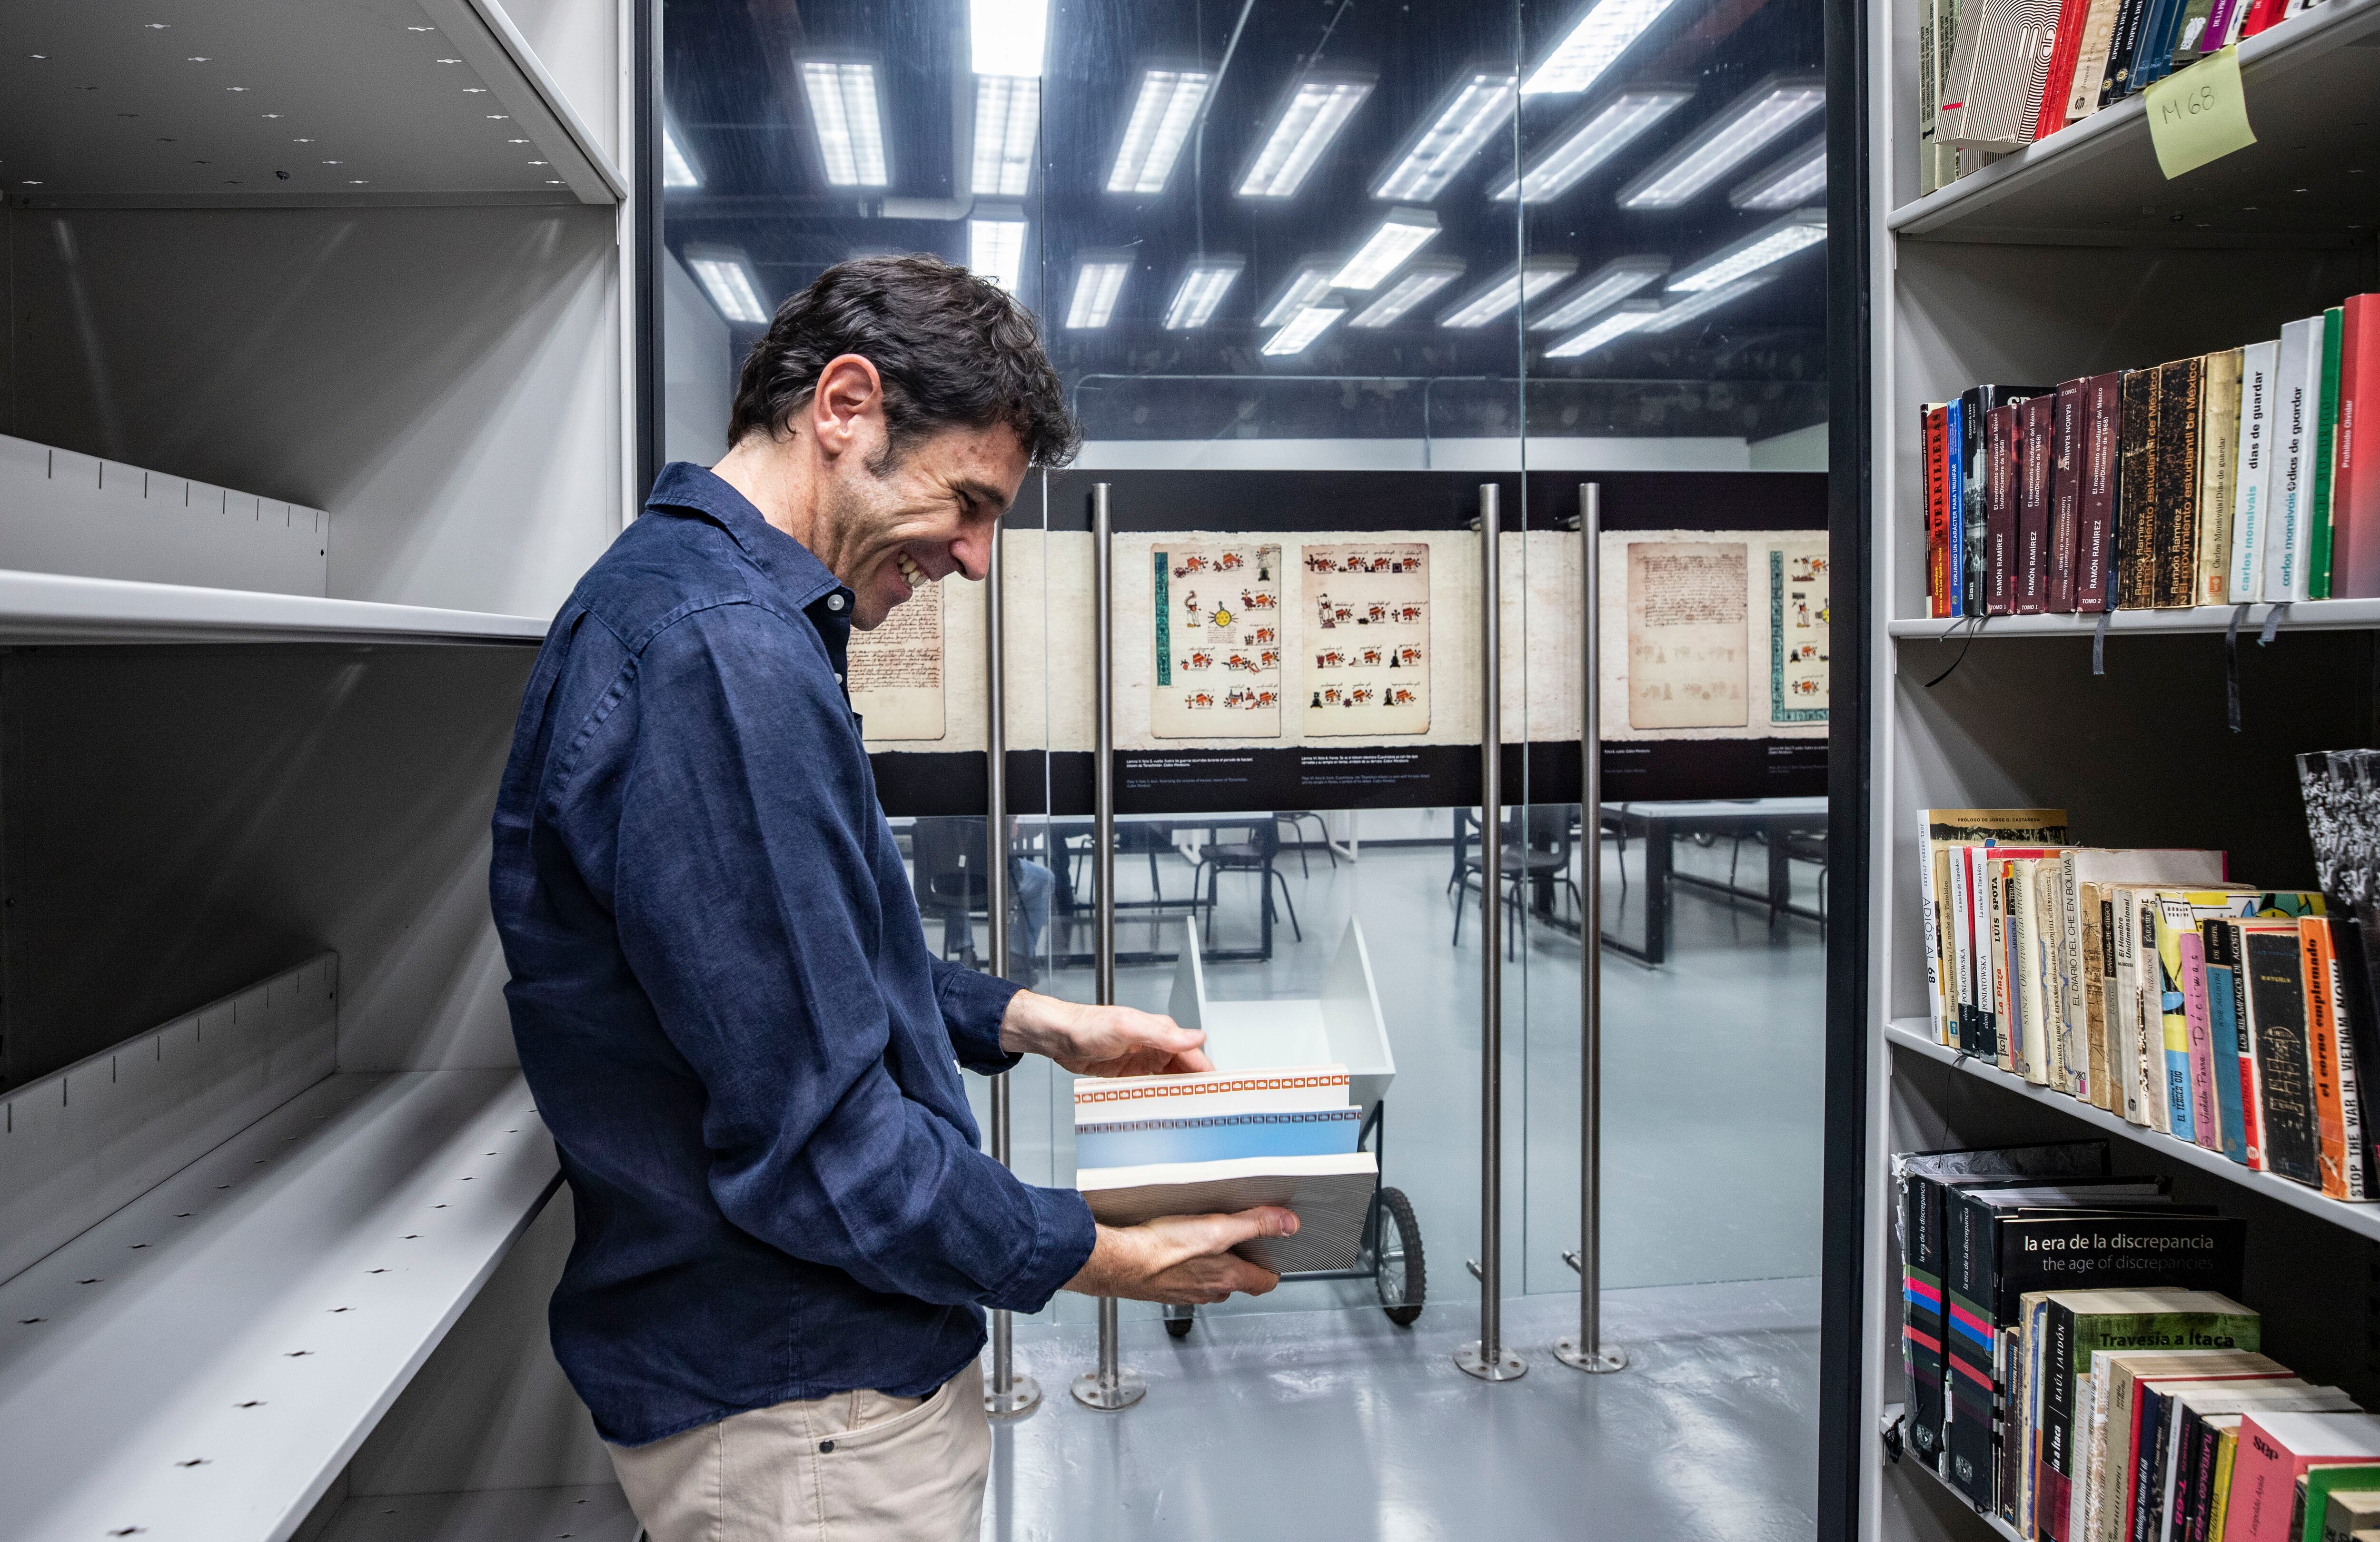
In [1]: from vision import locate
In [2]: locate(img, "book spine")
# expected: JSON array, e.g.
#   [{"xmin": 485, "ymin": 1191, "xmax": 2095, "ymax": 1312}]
[
  {"xmin": 2248, "ymin": 927, "xmax": 2323, "ymax": 1185},
  {"xmin": 1922, "ymin": 0, "xmax": 1944, "ymax": 195},
  {"xmin": 2305, "ymin": 916, "xmax": 2369, "ymax": 1199},
  {"xmin": 2100, "ymin": 0, "xmax": 2154, "ymax": 101},
  {"xmin": 2084, "ymin": 885, "xmax": 2115, "ymax": 1108},
  {"xmin": 2052, "ymin": 379, "xmax": 2088, "ymax": 610},
  {"xmin": 2311, "ymin": 307, "xmax": 2345, "ymax": 599},
  {"xmin": 2120, "ymin": 370, "xmax": 2162, "ymax": 608},
  {"xmin": 2082, "ymin": 374, "xmax": 2122, "ymax": 611},
  {"xmin": 2181, "ymin": 925, "xmax": 2223, "ymax": 1150},
  {"xmin": 2067, "ymin": 0, "xmax": 2126, "ymax": 118},
  {"xmin": 2160, "ymin": 902, "xmax": 2202, "ymax": 1144},
  {"xmin": 1949, "ymin": 398, "xmax": 1972, "ymax": 617},
  {"xmin": 2237, "ymin": 0, "xmax": 2285, "ymax": 37},
  {"xmin": 2266, "ymin": 318, "xmax": 2320, "ymax": 601},
  {"xmin": 2034, "ymin": 0, "xmax": 2095, "ymax": 136},
  {"xmin": 2327, "ymin": 912, "xmax": 2380, "ymax": 1198},
  {"xmin": 2138, "ymin": 893, "xmax": 2173, "ymax": 1133},
  {"xmin": 2198, "ymin": 349, "xmax": 2243, "ymax": 605},
  {"xmin": 1946, "ymin": 1192, "xmax": 2001, "ymax": 1512},
  {"xmin": 2335, "ymin": 294, "xmax": 2379, "ymax": 599},
  {"xmin": 2044, "ymin": 1299, "xmax": 2079, "ymax": 1541},
  {"xmin": 1926, "ymin": 405, "xmax": 1950, "ymax": 616},
  {"xmin": 1922, "ymin": 829, "xmax": 1949, "ymax": 1041},
  {"xmin": 2203, "ymin": 918, "xmax": 2253, "ymax": 1165},
  {"xmin": 2208, "ymin": 1427, "xmax": 2237, "ymax": 1542},
  {"xmin": 2132, "ymin": 1386, "xmax": 2169, "ymax": 1542},
  {"xmin": 2231, "ymin": 340, "xmax": 2276, "ymax": 602},
  {"xmin": 2115, "ymin": 888, "xmax": 2147, "ymax": 1122},
  {"xmin": 1907, "ymin": 1175, "xmax": 1952, "ymax": 1470},
  {"xmin": 1990, "ymin": 404, "xmax": 2022, "ymax": 613},
  {"xmin": 2157, "ymin": 358, "xmax": 2205, "ymax": 608},
  {"xmin": 2020, "ymin": 395, "xmax": 2056, "ymax": 612},
  {"xmin": 2231, "ymin": 921, "xmax": 2266, "ymax": 1168}
]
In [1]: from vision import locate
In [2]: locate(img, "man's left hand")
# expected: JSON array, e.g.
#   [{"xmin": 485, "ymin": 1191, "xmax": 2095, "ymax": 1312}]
[{"xmin": 999, "ymin": 990, "xmax": 1212, "ymax": 1078}]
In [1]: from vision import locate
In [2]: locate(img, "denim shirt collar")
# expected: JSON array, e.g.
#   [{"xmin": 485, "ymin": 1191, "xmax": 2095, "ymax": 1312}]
[{"xmin": 644, "ymin": 461, "xmax": 853, "ymax": 618}]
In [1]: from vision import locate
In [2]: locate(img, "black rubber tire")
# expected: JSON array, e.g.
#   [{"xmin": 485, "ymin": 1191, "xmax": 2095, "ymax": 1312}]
[
  {"xmin": 1374, "ymin": 1186, "xmax": 1425, "ymax": 1326},
  {"xmin": 1165, "ymin": 1314, "xmax": 1194, "ymax": 1339}
]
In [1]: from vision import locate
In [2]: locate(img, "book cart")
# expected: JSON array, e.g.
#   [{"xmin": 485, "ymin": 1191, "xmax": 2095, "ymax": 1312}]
[
  {"xmin": 0, "ymin": 4, "xmax": 641, "ymax": 1539},
  {"xmin": 1850, "ymin": 0, "xmax": 2380, "ymax": 1538}
]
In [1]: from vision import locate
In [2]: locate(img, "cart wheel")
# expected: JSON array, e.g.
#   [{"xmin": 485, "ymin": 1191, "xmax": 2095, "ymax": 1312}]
[
  {"xmin": 1374, "ymin": 1186, "xmax": 1425, "ymax": 1326},
  {"xmin": 1163, "ymin": 1304, "xmax": 1195, "ymax": 1339}
]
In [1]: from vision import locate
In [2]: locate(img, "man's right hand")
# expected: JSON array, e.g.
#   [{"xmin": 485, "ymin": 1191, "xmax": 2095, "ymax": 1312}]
[{"xmin": 1062, "ymin": 1208, "xmax": 1299, "ymax": 1304}]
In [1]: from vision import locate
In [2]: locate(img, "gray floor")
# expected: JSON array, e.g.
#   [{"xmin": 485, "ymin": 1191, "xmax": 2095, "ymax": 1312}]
[{"xmin": 986, "ymin": 1275, "xmax": 1821, "ymax": 1542}]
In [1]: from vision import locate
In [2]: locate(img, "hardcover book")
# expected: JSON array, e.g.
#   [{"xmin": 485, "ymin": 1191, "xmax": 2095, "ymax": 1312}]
[
  {"xmin": 2081, "ymin": 372, "xmax": 2126, "ymax": 612},
  {"xmin": 2244, "ymin": 922, "xmax": 2322, "ymax": 1186},
  {"xmin": 2266, "ymin": 316, "xmax": 2324, "ymax": 602},
  {"xmin": 2052, "ymin": 377, "xmax": 2089, "ymax": 610},
  {"xmin": 2231, "ymin": 339, "xmax": 2280, "ymax": 603},
  {"xmin": 2224, "ymin": 1414, "xmax": 2380, "ymax": 1542},
  {"xmin": 2200, "ymin": 347, "xmax": 2245, "ymax": 605},
  {"xmin": 2156, "ymin": 357, "xmax": 2207, "ymax": 608},
  {"xmin": 2332, "ymin": 295, "xmax": 2380, "ymax": 599},
  {"xmin": 2021, "ymin": 392, "xmax": 2058, "ymax": 613},
  {"xmin": 2311, "ymin": 307, "xmax": 2346, "ymax": 600},
  {"xmin": 2120, "ymin": 369, "xmax": 2163, "ymax": 609}
]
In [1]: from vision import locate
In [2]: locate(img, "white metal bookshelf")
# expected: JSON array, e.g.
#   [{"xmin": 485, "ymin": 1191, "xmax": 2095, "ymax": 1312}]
[
  {"xmin": 0, "ymin": 1, "xmax": 632, "ymax": 1538},
  {"xmin": 1860, "ymin": 0, "xmax": 2380, "ymax": 1535}
]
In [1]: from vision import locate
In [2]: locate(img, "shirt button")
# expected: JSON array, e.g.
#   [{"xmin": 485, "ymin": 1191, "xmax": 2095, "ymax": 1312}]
[
  {"xmin": 819, "ymin": 1440, "xmax": 835, "ymax": 1454},
  {"xmin": 835, "ymin": 673, "xmax": 844, "ymax": 685},
  {"xmin": 826, "ymin": 594, "xmax": 845, "ymax": 611}
]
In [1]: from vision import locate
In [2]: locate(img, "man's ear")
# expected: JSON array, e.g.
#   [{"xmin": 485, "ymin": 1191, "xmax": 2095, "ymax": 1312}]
[{"xmin": 810, "ymin": 355, "xmax": 884, "ymax": 461}]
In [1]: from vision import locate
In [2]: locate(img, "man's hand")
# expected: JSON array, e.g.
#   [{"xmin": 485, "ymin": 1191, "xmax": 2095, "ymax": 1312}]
[
  {"xmin": 1064, "ymin": 1208, "xmax": 1299, "ymax": 1304},
  {"xmin": 999, "ymin": 990, "xmax": 1212, "ymax": 1078}
]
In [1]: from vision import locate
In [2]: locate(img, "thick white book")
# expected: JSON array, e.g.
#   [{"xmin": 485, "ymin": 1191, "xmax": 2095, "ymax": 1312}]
[
  {"xmin": 1072, "ymin": 1064, "xmax": 1350, "ymax": 1124},
  {"xmin": 2264, "ymin": 316, "xmax": 2325, "ymax": 602},
  {"xmin": 1077, "ymin": 1152, "xmax": 1379, "ymax": 1274},
  {"xmin": 2230, "ymin": 339, "xmax": 2279, "ymax": 601}
]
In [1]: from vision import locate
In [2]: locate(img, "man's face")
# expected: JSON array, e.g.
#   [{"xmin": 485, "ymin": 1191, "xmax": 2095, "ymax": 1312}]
[{"xmin": 822, "ymin": 421, "xmax": 1030, "ymax": 630}]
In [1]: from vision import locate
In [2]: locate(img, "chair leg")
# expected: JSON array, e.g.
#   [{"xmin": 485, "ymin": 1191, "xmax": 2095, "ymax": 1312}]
[
  {"xmin": 1270, "ymin": 867, "xmax": 1302, "ymax": 941},
  {"xmin": 1451, "ymin": 876, "xmax": 1466, "ymax": 946}
]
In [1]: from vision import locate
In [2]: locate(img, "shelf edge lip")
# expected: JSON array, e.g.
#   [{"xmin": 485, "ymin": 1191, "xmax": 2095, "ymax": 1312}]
[
  {"xmin": 1883, "ymin": 0, "xmax": 2380, "ymax": 238},
  {"xmin": 1884, "ymin": 1019, "xmax": 2380, "ymax": 1241},
  {"xmin": 0, "ymin": 569, "xmax": 551, "ymax": 644},
  {"xmin": 1884, "ymin": 599, "xmax": 2380, "ymax": 637}
]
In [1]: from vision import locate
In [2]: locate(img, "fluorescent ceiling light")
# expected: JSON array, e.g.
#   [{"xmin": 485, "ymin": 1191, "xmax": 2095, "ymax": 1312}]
[
  {"xmin": 1332, "ymin": 208, "xmax": 1439, "ymax": 290},
  {"xmin": 1490, "ymin": 87, "xmax": 1691, "ymax": 202},
  {"xmin": 1261, "ymin": 303, "xmax": 1348, "ymax": 357},
  {"xmin": 968, "ymin": 216, "xmax": 1028, "ymax": 292},
  {"xmin": 1258, "ymin": 257, "xmax": 1342, "ymax": 327},
  {"xmin": 1617, "ymin": 74, "xmax": 1825, "ymax": 209},
  {"xmin": 971, "ymin": 0, "xmax": 1047, "ymax": 78},
  {"xmin": 1543, "ymin": 297, "xmax": 1661, "ymax": 357},
  {"xmin": 1349, "ymin": 258, "xmax": 1466, "ymax": 328},
  {"xmin": 1164, "ymin": 256, "xmax": 1245, "ymax": 329},
  {"xmin": 1666, "ymin": 207, "xmax": 1825, "ymax": 291},
  {"xmin": 971, "ymin": 74, "xmax": 1039, "ymax": 197},
  {"xmin": 1523, "ymin": 0, "xmax": 1680, "ymax": 96},
  {"xmin": 1109, "ymin": 68, "xmax": 1211, "ymax": 195},
  {"xmin": 1372, "ymin": 69, "xmax": 1517, "ymax": 202},
  {"xmin": 1438, "ymin": 256, "xmax": 1578, "ymax": 329},
  {"xmin": 1642, "ymin": 275, "xmax": 1773, "ymax": 331},
  {"xmin": 662, "ymin": 119, "xmax": 701, "ymax": 188},
  {"xmin": 1238, "ymin": 73, "xmax": 1373, "ymax": 198},
  {"xmin": 1529, "ymin": 255, "xmax": 1671, "ymax": 331},
  {"xmin": 1066, "ymin": 252, "xmax": 1133, "ymax": 329},
  {"xmin": 683, "ymin": 246, "xmax": 770, "ymax": 324},
  {"xmin": 1729, "ymin": 136, "xmax": 1827, "ymax": 209},
  {"xmin": 800, "ymin": 60, "xmax": 889, "ymax": 188}
]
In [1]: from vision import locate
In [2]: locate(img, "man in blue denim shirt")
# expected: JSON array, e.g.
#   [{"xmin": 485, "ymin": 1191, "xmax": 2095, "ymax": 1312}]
[{"xmin": 490, "ymin": 257, "xmax": 1292, "ymax": 1542}]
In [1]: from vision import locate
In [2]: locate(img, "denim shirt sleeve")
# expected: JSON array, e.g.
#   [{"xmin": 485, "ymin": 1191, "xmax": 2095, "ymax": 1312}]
[
  {"xmin": 931, "ymin": 956, "xmax": 1024, "ymax": 1074},
  {"xmin": 563, "ymin": 603, "xmax": 1091, "ymax": 1312}
]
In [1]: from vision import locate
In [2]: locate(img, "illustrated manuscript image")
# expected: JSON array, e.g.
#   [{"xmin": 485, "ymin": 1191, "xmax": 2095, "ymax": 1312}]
[
  {"xmin": 1769, "ymin": 539, "xmax": 1830, "ymax": 723},
  {"xmin": 1150, "ymin": 542, "xmax": 1285, "ymax": 739},
  {"xmin": 1599, "ymin": 528, "xmax": 1828, "ymax": 739},
  {"xmin": 1300, "ymin": 542, "xmax": 1429, "ymax": 737},
  {"xmin": 1625, "ymin": 540, "xmax": 1748, "ymax": 730},
  {"xmin": 845, "ymin": 575, "xmax": 946, "ymax": 741}
]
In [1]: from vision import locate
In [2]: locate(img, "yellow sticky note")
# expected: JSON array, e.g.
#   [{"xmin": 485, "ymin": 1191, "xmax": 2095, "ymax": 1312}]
[{"xmin": 2144, "ymin": 46, "xmax": 2257, "ymax": 178}]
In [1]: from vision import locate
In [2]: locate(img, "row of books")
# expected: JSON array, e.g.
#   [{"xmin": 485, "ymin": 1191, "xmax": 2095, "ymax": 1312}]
[
  {"xmin": 1916, "ymin": 808, "xmax": 2380, "ymax": 1203},
  {"xmin": 1921, "ymin": 297, "xmax": 2380, "ymax": 617},
  {"xmin": 1916, "ymin": 0, "xmax": 2325, "ymax": 195},
  {"xmin": 1899, "ymin": 1138, "xmax": 2380, "ymax": 1542}
]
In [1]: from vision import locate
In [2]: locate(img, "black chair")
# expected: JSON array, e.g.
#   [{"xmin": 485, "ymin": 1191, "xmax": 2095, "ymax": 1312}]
[
  {"xmin": 910, "ymin": 817, "xmax": 990, "ymax": 968},
  {"xmin": 1187, "ymin": 820, "xmax": 1301, "ymax": 957},
  {"xmin": 1452, "ymin": 806, "xmax": 1583, "ymax": 959},
  {"xmin": 1783, "ymin": 827, "xmax": 1829, "ymax": 935},
  {"xmin": 1273, "ymin": 811, "xmax": 1338, "ymax": 877}
]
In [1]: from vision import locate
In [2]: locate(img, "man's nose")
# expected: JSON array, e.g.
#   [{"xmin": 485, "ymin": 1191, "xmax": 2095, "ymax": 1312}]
[{"xmin": 951, "ymin": 527, "xmax": 994, "ymax": 582}]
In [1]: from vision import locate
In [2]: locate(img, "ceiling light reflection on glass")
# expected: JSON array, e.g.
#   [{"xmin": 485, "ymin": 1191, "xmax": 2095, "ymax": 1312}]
[
  {"xmin": 1641, "ymin": 275, "xmax": 1773, "ymax": 331},
  {"xmin": 1439, "ymin": 256, "xmax": 1578, "ymax": 329},
  {"xmin": 970, "ymin": 0, "xmax": 1048, "ymax": 78},
  {"xmin": 971, "ymin": 74, "xmax": 1039, "ymax": 197},
  {"xmin": 1065, "ymin": 253, "xmax": 1133, "ymax": 329},
  {"xmin": 684, "ymin": 246, "xmax": 771, "ymax": 325},
  {"xmin": 662, "ymin": 119, "xmax": 701, "ymax": 188},
  {"xmin": 1666, "ymin": 207, "xmax": 1825, "ymax": 291},
  {"xmin": 1372, "ymin": 70, "xmax": 1516, "ymax": 202},
  {"xmin": 1238, "ymin": 73, "xmax": 1373, "ymax": 198},
  {"xmin": 1332, "ymin": 208, "xmax": 1440, "ymax": 291},
  {"xmin": 1522, "ymin": 0, "xmax": 1679, "ymax": 96},
  {"xmin": 1164, "ymin": 256, "xmax": 1246, "ymax": 329},
  {"xmin": 1261, "ymin": 303, "xmax": 1348, "ymax": 357},
  {"xmin": 968, "ymin": 216, "xmax": 1028, "ymax": 293},
  {"xmin": 1348, "ymin": 258, "xmax": 1466, "ymax": 329},
  {"xmin": 799, "ymin": 60, "xmax": 889, "ymax": 188},
  {"xmin": 1529, "ymin": 255, "xmax": 1671, "ymax": 331},
  {"xmin": 1258, "ymin": 258, "xmax": 1343, "ymax": 327},
  {"xmin": 1617, "ymin": 74, "xmax": 1825, "ymax": 208},
  {"xmin": 1729, "ymin": 136, "xmax": 1827, "ymax": 209},
  {"xmin": 1109, "ymin": 68, "xmax": 1211, "ymax": 195},
  {"xmin": 1543, "ymin": 297, "xmax": 1661, "ymax": 357},
  {"xmin": 1490, "ymin": 87, "xmax": 1690, "ymax": 202}
]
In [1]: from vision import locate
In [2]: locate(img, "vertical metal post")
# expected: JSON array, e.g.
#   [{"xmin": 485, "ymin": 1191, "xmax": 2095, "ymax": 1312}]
[
  {"xmin": 1073, "ymin": 483, "xmax": 1146, "ymax": 1411},
  {"xmin": 983, "ymin": 530, "xmax": 1044, "ymax": 1419},
  {"xmin": 1557, "ymin": 484, "xmax": 1627, "ymax": 1374},
  {"xmin": 1457, "ymin": 483, "xmax": 1525, "ymax": 1383}
]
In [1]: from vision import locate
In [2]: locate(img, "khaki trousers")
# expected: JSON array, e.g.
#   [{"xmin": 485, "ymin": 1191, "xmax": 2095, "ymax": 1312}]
[{"xmin": 608, "ymin": 1370, "xmax": 990, "ymax": 1542}]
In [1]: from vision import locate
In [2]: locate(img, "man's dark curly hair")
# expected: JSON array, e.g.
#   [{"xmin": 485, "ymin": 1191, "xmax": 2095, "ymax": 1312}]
[{"xmin": 727, "ymin": 253, "xmax": 1079, "ymax": 471}]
